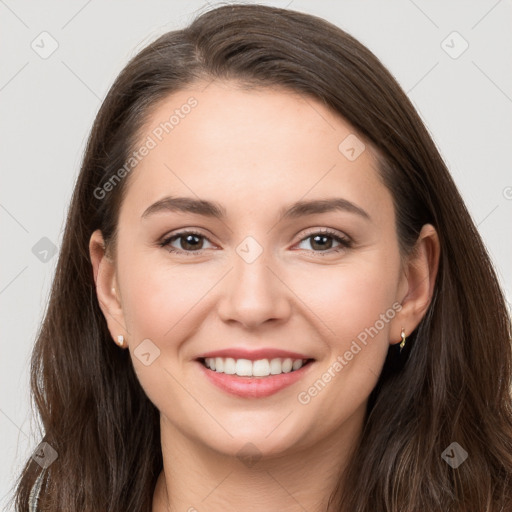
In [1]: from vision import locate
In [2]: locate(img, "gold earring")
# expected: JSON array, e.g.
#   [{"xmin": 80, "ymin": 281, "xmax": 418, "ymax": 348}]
[
  {"xmin": 399, "ymin": 328, "xmax": 406, "ymax": 352},
  {"xmin": 116, "ymin": 335, "xmax": 125, "ymax": 348}
]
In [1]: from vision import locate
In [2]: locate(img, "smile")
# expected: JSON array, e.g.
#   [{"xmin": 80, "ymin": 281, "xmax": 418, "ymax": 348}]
[
  {"xmin": 201, "ymin": 356, "xmax": 310, "ymax": 376},
  {"xmin": 197, "ymin": 357, "xmax": 315, "ymax": 398}
]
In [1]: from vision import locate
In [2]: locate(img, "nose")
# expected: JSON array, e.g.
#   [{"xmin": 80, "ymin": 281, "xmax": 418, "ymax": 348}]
[{"xmin": 217, "ymin": 247, "xmax": 292, "ymax": 330}]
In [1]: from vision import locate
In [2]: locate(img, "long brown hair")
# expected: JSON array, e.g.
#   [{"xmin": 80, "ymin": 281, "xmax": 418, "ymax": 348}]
[{"xmin": 13, "ymin": 4, "xmax": 512, "ymax": 511}]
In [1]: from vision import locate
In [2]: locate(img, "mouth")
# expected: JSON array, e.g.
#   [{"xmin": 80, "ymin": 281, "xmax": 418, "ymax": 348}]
[
  {"xmin": 195, "ymin": 356, "xmax": 316, "ymax": 398},
  {"xmin": 197, "ymin": 356, "xmax": 315, "ymax": 377}
]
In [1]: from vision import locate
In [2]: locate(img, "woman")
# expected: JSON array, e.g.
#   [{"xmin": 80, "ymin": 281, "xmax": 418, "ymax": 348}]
[{"xmin": 14, "ymin": 3, "xmax": 512, "ymax": 511}]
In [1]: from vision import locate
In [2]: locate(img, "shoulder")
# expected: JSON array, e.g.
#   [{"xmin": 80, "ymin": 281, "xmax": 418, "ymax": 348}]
[{"xmin": 28, "ymin": 471, "xmax": 44, "ymax": 512}]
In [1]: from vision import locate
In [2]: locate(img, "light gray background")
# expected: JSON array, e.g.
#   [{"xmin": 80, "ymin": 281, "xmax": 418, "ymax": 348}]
[{"xmin": 1, "ymin": 0, "xmax": 511, "ymax": 508}]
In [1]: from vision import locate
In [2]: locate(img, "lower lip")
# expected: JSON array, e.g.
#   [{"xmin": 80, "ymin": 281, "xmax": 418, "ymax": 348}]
[{"xmin": 196, "ymin": 360, "xmax": 314, "ymax": 398}]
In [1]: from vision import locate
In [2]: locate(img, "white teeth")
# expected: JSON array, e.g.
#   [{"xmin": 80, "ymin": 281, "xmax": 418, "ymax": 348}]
[
  {"xmin": 223, "ymin": 357, "xmax": 236, "ymax": 374},
  {"xmin": 269, "ymin": 358, "xmax": 282, "ymax": 375},
  {"xmin": 235, "ymin": 359, "xmax": 253, "ymax": 376},
  {"xmin": 202, "ymin": 357, "xmax": 309, "ymax": 377},
  {"xmin": 282, "ymin": 358, "xmax": 293, "ymax": 373},
  {"xmin": 252, "ymin": 359, "xmax": 270, "ymax": 377},
  {"xmin": 292, "ymin": 359, "xmax": 303, "ymax": 371}
]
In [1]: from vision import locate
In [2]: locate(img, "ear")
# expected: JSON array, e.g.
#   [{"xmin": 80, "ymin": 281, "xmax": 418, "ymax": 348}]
[
  {"xmin": 89, "ymin": 229, "xmax": 128, "ymax": 348},
  {"xmin": 390, "ymin": 223, "xmax": 440, "ymax": 345}
]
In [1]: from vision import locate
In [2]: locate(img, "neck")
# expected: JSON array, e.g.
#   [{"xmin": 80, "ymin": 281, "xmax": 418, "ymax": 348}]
[{"xmin": 152, "ymin": 407, "xmax": 365, "ymax": 512}]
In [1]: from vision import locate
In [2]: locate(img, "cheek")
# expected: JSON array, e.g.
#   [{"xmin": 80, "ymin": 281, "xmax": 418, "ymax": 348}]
[
  {"xmin": 119, "ymin": 254, "xmax": 216, "ymax": 341},
  {"xmin": 289, "ymin": 256, "xmax": 399, "ymax": 341},
  {"xmin": 289, "ymin": 255, "xmax": 399, "ymax": 391},
  {"xmin": 291, "ymin": 264, "xmax": 398, "ymax": 423},
  {"xmin": 118, "ymin": 257, "xmax": 210, "ymax": 416}
]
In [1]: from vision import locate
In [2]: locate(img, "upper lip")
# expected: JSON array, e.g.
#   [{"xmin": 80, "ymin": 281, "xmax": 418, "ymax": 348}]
[{"xmin": 196, "ymin": 348, "xmax": 314, "ymax": 361}]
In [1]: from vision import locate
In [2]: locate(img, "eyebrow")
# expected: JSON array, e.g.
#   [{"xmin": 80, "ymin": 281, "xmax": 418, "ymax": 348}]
[{"xmin": 141, "ymin": 196, "xmax": 371, "ymax": 222}]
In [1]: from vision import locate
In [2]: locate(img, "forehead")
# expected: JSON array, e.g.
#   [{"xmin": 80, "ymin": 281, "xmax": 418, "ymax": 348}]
[{"xmin": 119, "ymin": 81, "xmax": 392, "ymax": 223}]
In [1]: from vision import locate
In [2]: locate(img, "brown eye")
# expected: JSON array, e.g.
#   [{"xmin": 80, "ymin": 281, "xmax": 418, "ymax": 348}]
[
  {"xmin": 160, "ymin": 231, "xmax": 214, "ymax": 255},
  {"xmin": 296, "ymin": 229, "xmax": 352, "ymax": 254}
]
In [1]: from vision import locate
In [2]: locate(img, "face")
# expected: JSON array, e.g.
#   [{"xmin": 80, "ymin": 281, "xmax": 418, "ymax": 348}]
[{"xmin": 94, "ymin": 81, "xmax": 410, "ymax": 458}]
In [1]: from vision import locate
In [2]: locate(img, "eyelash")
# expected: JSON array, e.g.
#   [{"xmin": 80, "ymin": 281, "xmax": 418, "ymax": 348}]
[{"xmin": 158, "ymin": 228, "xmax": 353, "ymax": 257}]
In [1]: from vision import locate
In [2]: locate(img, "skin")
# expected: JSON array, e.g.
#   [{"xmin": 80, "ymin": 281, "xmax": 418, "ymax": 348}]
[{"xmin": 89, "ymin": 81, "xmax": 440, "ymax": 512}]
